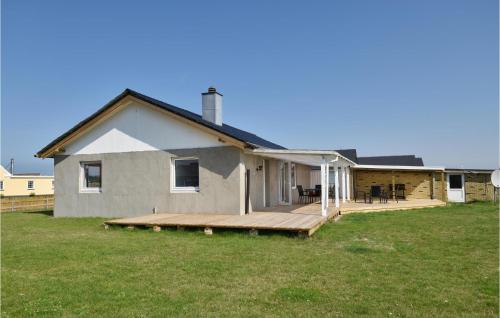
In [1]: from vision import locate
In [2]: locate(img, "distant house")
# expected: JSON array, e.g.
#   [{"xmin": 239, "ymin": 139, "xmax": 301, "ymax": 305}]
[
  {"xmin": 36, "ymin": 88, "xmax": 495, "ymax": 218},
  {"xmin": 0, "ymin": 165, "xmax": 53, "ymax": 197}
]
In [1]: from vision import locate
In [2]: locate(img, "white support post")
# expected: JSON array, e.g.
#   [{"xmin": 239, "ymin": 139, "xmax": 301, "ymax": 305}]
[
  {"xmin": 346, "ymin": 167, "xmax": 351, "ymax": 201},
  {"xmin": 342, "ymin": 166, "xmax": 347, "ymax": 203},
  {"xmin": 334, "ymin": 165, "xmax": 340, "ymax": 208},
  {"xmin": 320, "ymin": 161, "xmax": 327, "ymax": 216},
  {"xmin": 287, "ymin": 161, "xmax": 292, "ymax": 206},
  {"xmin": 325, "ymin": 162, "xmax": 329, "ymax": 210}
]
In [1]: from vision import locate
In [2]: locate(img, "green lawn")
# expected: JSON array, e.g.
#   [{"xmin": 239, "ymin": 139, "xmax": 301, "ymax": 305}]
[{"xmin": 2, "ymin": 202, "xmax": 498, "ymax": 317}]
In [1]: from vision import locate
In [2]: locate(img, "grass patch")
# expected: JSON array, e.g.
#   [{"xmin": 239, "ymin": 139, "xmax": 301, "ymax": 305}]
[
  {"xmin": 2, "ymin": 202, "xmax": 498, "ymax": 317},
  {"xmin": 275, "ymin": 287, "xmax": 323, "ymax": 302}
]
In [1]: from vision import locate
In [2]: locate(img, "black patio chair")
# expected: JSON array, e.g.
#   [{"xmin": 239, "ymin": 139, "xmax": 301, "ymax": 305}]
[
  {"xmin": 380, "ymin": 190, "xmax": 389, "ymax": 203},
  {"xmin": 355, "ymin": 190, "xmax": 368, "ymax": 203},
  {"xmin": 297, "ymin": 185, "xmax": 307, "ymax": 204},
  {"xmin": 369, "ymin": 186, "xmax": 390, "ymax": 203},
  {"xmin": 329, "ymin": 186, "xmax": 335, "ymax": 203},
  {"xmin": 315, "ymin": 184, "xmax": 322, "ymax": 202},
  {"xmin": 389, "ymin": 184, "xmax": 405, "ymax": 201}
]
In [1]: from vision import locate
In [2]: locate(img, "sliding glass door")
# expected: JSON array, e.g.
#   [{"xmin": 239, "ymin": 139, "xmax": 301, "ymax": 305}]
[{"xmin": 278, "ymin": 161, "xmax": 291, "ymax": 205}]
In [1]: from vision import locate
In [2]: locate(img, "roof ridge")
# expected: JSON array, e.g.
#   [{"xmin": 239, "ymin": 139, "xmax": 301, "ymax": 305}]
[{"xmin": 36, "ymin": 89, "xmax": 285, "ymax": 157}]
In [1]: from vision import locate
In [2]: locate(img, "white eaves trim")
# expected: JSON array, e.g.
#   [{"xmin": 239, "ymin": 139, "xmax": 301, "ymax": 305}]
[
  {"xmin": 353, "ymin": 164, "xmax": 445, "ymax": 171},
  {"xmin": 1, "ymin": 165, "xmax": 11, "ymax": 176},
  {"xmin": 9, "ymin": 175, "xmax": 54, "ymax": 179},
  {"xmin": 247, "ymin": 148, "xmax": 356, "ymax": 166}
]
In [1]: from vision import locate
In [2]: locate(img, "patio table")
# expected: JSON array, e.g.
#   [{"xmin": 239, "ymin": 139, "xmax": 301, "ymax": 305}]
[{"xmin": 304, "ymin": 189, "xmax": 318, "ymax": 203}]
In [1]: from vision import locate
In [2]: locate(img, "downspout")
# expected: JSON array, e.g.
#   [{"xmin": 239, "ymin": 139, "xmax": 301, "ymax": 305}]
[{"xmin": 245, "ymin": 169, "xmax": 250, "ymax": 214}]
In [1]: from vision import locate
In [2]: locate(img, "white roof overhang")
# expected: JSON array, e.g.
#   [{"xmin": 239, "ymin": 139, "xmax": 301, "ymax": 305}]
[
  {"xmin": 353, "ymin": 164, "xmax": 445, "ymax": 171},
  {"xmin": 247, "ymin": 149, "xmax": 355, "ymax": 167}
]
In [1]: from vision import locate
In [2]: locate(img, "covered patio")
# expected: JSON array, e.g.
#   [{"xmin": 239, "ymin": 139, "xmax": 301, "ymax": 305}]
[{"xmin": 247, "ymin": 149, "xmax": 355, "ymax": 217}]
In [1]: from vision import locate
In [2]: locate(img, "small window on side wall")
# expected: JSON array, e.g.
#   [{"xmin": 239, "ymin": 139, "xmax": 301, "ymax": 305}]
[
  {"xmin": 0, "ymin": 181, "xmax": 4, "ymax": 191},
  {"xmin": 27, "ymin": 180, "xmax": 34, "ymax": 190},
  {"xmin": 81, "ymin": 162, "xmax": 102, "ymax": 192},
  {"xmin": 172, "ymin": 158, "xmax": 199, "ymax": 192}
]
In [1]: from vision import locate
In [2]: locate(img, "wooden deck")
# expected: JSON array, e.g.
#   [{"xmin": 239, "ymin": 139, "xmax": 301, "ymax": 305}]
[
  {"xmin": 104, "ymin": 199, "xmax": 445, "ymax": 236},
  {"xmin": 105, "ymin": 208, "xmax": 336, "ymax": 236},
  {"xmin": 340, "ymin": 199, "xmax": 446, "ymax": 213}
]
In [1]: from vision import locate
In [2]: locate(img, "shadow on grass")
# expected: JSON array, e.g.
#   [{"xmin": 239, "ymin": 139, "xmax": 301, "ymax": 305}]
[
  {"xmin": 344, "ymin": 244, "xmax": 378, "ymax": 254},
  {"xmin": 24, "ymin": 210, "xmax": 54, "ymax": 216},
  {"xmin": 2, "ymin": 210, "xmax": 54, "ymax": 216},
  {"xmin": 105, "ymin": 223, "xmax": 305, "ymax": 238}
]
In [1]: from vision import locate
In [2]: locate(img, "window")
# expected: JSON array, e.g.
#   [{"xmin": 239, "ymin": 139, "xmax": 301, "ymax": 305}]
[
  {"xmin": 0, "ymin": 181, "xmax": 3, "ymax": 191},
  {"xmin": 291, "ymin": 163, "xmax": 296, "ymax": 189},
  {"xmin": 172, "ymin": 158, "xmax": 199, "ymax": 192},
  {"xmin": 329, "ymin": 171, "xmax": 335, "ymax": 187},
  {"xmin": 449, "ymin": 175, "xmax": 463, "ymax": 189},
  {"xmin": 52, "ymin": 180, "xmax": 55, "ymax": 190},
  {"xmin": 27, "ymin": 180, "xmax": 34, "ymax": 190},
  {"xmin": 81, "ymin": 162, "xmax": 102, "ymax": 192}
]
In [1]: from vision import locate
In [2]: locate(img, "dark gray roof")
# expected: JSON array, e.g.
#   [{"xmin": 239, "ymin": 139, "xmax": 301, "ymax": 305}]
[
  {"xmin": 332, "ymin": 149, "xmax": 424, "ymax": 166},
  {"xmin": 335, "ymin": 149, "xmax": 358, "ymax": 163},
  {"xmin": 357, "ymin": 155, "xmax": 424, "ymax": 166},
  {"xmin": 37, "ymin": 89, "xmax": 285, "ymax": 156}
]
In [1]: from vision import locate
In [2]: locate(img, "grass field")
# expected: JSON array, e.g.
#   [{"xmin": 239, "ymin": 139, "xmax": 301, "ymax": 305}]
[{"xmin": 2, "ymin": 202, "xmax": 498, "ymax": 317}]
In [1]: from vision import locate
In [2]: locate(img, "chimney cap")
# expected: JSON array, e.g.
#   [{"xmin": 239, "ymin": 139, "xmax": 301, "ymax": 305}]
[{"xmin": 203, "ymin": 86, "xmax": 223, "ymax": 96}]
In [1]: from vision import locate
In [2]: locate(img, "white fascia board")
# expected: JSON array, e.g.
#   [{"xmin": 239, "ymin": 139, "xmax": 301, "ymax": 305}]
[
  {"xmin": 353, "ymin": 165, "xmax": 445, "ymax": 171},
  {"xmin": 445, "ymin": 169, "xmax": 494, "ymax": 174},
  {"xmin": 1, "ymin": 165, "xmax": 11, "ymax": 176},
  {"xmin": 248, "ymin": 148, "xmax": 356, "ymax": 166},
  {"xmin": 10, "ymin": 175, "xmax": 54, "ymax": 179}
]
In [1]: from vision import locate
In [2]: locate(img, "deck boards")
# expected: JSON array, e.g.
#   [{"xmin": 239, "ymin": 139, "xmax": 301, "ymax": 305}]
[
  {"xmin": 104, "ymin": 199, "xmax": 445, "ymax": 236},
  {"xmin": 106, "ymin": 211, "xmax": 330, "ymax": 233}
]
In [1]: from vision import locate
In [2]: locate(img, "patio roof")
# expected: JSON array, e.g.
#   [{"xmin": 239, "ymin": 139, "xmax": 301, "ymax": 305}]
[
  {"xmin": 247, "ymin": 149, "xmax": 355, "ymax": 214},
  {"xmin": 353, "ymin": 164, "xmax": 445, "ymax": 171},
  {"xmin": 247, "ymin": 149, "xmax": 355, "ymax": 167}
]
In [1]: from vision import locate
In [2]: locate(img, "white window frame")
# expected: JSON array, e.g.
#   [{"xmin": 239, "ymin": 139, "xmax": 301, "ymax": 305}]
[
  {"xmin": 27, "ymin": 180, "xmax": 34, "ymax": 190},
  {"xmin": 171, "ymin": 157, "xmax": 200, "ymax": 193},
  {"xmin": 80, "ymin": 161, "xmax": 102, "ymax": 193},
  {"xmin": 291, "ymin": 163, "xmax": 297, "ymax": 189}
]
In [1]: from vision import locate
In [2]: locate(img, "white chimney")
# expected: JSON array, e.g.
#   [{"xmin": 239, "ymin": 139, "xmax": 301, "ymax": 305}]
[{"xmin": 202, "ymin": 87, "xmax": 223, "ymax": 126}]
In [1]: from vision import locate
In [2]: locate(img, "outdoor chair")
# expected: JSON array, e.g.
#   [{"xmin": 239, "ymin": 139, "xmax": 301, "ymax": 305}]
[
  {"xmin": 380, "ymin": 190, "xmax": 389, "ymax": 203},
  {"xmin": 315, "ymin": 184, "xmax": 322, "ymax": 202},
  {"xmin": 297, "ymin": 185, "xmax": 308, "ymax": 204},
  {"xmin": 329, "ymin": 186, "xmax": 335, "ymax": 203},
  {"xmin": 389, "ymin": 184, "xmax": 405, "ymax": 201},
  {"xmin": 365, "ymin": 185, "xmax": 387, "ymax": 203}
]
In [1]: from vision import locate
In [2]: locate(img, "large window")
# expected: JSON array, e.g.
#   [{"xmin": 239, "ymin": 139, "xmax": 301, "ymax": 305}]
[
  {"xmin": 81, "ymin": 162, "xmax": 102, "ymax": 192},
  {"xmin": 449, "ymin": 174, "xmax": 463, "ymax": 189},
  {"xmin": 291, "ymin": 163, "xmax": 296, "ymax": 189},
  {"xmin": 27, "ymin": 180, "xmax": 34, "ymax": 190},
  {"xmin": 172, "ymin": 158, "xmax": 199, "ymax": 191}
]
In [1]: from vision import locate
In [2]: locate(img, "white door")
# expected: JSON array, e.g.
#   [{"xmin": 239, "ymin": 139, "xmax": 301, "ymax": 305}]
[
  {"xmin": 278, "ymin": 161, "xmax": 291, "ymax": 205},
  {"xmin": 447, "ymin": 174, "xmax": 465, "ymax": 202}
]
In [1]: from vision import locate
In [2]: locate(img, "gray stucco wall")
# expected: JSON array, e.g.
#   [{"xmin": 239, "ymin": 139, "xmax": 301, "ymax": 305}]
[
  {"xmin": 267, "ymin": 159, "xmax": 279, "ymax": 207},
  {"xmin": 54, "ymin": 146, "xmax": 244, "ymax": 217}
]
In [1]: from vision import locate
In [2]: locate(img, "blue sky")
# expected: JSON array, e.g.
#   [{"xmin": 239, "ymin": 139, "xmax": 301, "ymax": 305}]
[{"xmin": 2, "ymin": 0, "xmax": 498, "ymax": 174}]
